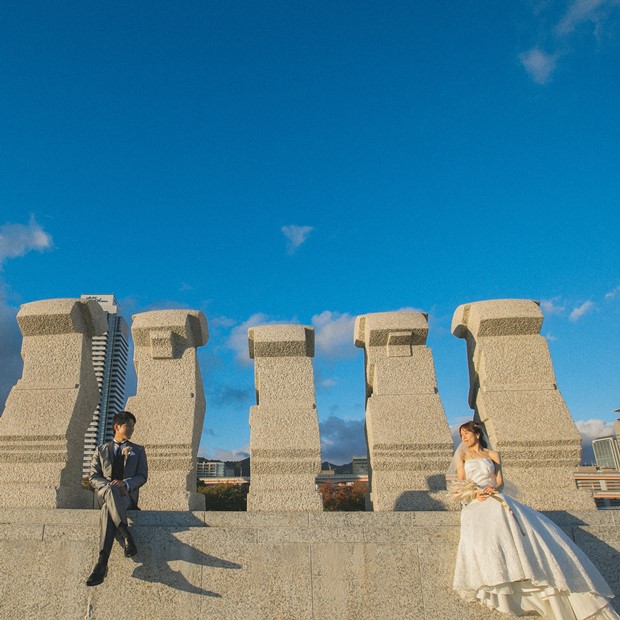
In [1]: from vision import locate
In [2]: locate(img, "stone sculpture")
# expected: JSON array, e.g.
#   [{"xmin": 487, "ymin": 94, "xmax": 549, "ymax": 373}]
[
  {"xmin": 354, "ymin": 311, "xmax": 453, "ymax": 510},
  {"xmin": 452, "ymin": 299, "xmax": 593, "ymax": 510},
  {"xmin": 0, "ymin": 298, "xmax": 107, "ymax": 508},
  {"xmin": 125, "ymin": 309, "xmax": 208, "ymax": 510},
  {"xmin": 247, "ymin": 324, "xmax": 323, "ymax": 511}
]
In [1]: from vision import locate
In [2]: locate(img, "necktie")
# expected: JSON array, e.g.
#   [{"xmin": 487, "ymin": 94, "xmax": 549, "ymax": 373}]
[{"xmin": 112, "ymin": 442, "xmax": 125, "ymax": 480}]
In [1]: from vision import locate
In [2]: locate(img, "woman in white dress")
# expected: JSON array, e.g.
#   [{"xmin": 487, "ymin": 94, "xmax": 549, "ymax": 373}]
[{"xmin": 452, "ymin": 421, "xmax": 619, "ymax": 619}]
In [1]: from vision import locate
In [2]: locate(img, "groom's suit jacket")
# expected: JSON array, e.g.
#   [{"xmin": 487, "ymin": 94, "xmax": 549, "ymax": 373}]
[{"xmin": 89, "ymin": 441, "xmax": 148, "ymax": 508}]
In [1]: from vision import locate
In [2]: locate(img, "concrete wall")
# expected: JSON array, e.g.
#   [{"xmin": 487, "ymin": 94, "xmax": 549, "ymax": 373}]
[{"xmin": 1, "ymin": 508, "xmax": 618, "ymax": 619}]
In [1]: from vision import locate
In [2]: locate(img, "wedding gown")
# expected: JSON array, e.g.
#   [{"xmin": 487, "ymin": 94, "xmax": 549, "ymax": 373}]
[{"xmin": 453, "ymin": 458, "xmax": 619, "ymax": 619}]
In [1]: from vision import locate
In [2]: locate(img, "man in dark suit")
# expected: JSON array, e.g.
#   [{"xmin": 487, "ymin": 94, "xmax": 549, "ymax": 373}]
[{"xmin": 86, "ymin": 410, "xmax": 148, "ymax": 586}]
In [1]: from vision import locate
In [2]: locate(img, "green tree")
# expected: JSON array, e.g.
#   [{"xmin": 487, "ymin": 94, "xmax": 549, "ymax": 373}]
[{"xmin": 198, "ymin": 482, "xmax": 249, "ymax": 511}]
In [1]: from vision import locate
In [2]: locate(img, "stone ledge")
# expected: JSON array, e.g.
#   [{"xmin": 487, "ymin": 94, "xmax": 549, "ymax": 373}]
[{"xmin": 0, "ymin": 509, "xmax": 617, "ymax": 620}]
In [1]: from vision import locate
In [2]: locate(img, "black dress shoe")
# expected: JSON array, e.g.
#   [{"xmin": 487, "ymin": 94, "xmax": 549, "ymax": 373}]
[
  {"xmin": 123, "ymin": 532, "xmax": 138, "ymax": 558},
  {"xmin": 86, "ymin": 561, "xmax": 108, "ymax": 586}
]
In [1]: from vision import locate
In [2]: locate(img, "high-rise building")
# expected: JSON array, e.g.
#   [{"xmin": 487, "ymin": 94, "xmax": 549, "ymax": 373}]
[
  {"xmin": 592, "ymin": 435, "xmax": 620, "ymax": 470},
  {"xmin": 591, "ymin": 419, "xmax": 620, "ymax": 470},
  {"xmin": 81, "ymin": 295, "xmax": 129, "ymax": 477}
]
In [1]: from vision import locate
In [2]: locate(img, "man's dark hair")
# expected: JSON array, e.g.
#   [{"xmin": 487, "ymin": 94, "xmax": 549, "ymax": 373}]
[{"xmin": 112, "ymin": 411, "xmax": 136, "ymax": 426}]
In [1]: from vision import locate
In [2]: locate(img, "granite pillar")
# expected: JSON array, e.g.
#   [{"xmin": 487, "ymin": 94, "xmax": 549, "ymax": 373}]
[
  {"xmin": 452, "ymin": 298, "xmax": 593, "ymax": 510},
  {"xmin": 125, "ymin": 310, "xmax": 208, "ymax": 510},
  {"xmin": 0, "ymin": 298, "xmax": 107, "ymax": 508},
  {"xmin": 354, "ymin": 311, "xmax": 453, "ymax": 510},
  {"xmin": 247, "ymin": 324, "xmax": 323, "ymax": 511}
]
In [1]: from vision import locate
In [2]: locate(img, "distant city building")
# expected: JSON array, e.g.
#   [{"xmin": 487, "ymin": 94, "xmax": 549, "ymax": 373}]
[
  {"xmin": 573, "ymin": 418, "xmax": 620, "ymax": 510},
  {"xmin": 591, "ymin": 418, "xmax": 620, "ymax": 470},
  {"xmin": 352, "ymin": 456, "xmax": 369, "ymax": 475},
  {"xmin": 574, "ymin": 467, "xmax": 620, "ymax": 510},
  {"xmin": 593, "ymin": 436, "xmax": 620, "ymax": 470},
  {"xmin": 316, "ymin": 459, "xmax": 369, "ymax": 486},
  {"xmin": 197, "ymin": 461, "xmax": 235, "ymax": 478},
  {"xmin": 81, "ymin": 295, "xmax": 129, "ymax": 476}
]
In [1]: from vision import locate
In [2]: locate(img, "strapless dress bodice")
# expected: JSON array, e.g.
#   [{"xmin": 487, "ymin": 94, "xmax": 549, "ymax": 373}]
[{"xmin": 464, "ymin": 457, "xmax": 497, "ymax": 487}]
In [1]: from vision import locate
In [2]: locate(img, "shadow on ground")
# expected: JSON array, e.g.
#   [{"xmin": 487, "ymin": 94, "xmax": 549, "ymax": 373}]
[{"xmin": 128, "ymin": 511, "xmax": 241, "ymax": 597}]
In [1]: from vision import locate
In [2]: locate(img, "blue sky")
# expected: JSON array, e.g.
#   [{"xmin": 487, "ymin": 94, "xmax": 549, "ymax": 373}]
[{"xmin": 1, "ymin": 1, "xmax": 619, "ymax": 464}]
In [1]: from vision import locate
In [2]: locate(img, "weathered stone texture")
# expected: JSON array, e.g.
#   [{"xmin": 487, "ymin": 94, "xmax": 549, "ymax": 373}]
[
  {"xmin": 0, "ymin": 298, "xmax": 107, "ymax": 508},
  {"xmin": 125, "ymin": 310, "xmax": 208, "ymax": 510},
  {"xmin": 247, "ymin": 325, "xmax": 323, "ymax": 511},
  {"xmin": 0, "ymin": 509, "xmax": 617, "ymax": 619},
  {"xmin": 354, "ymin": 311, "xmax": 454, "ymax": 510},
  {"xmin": 452, "ymin": 299, "xmax": 594, "ymax": 510}
]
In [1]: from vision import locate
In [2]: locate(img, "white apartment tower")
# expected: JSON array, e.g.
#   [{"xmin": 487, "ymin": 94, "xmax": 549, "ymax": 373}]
[
  {"xmin": 593, "ymin": 437, "xmax": 620, "ymax": 470},
  {"xmin": 591, "ymin": 418, "xmax": 620, "ymax": 470},
  {"xmin": 81, "ymin": 295, "xmax": 129, "ymax": 477}
]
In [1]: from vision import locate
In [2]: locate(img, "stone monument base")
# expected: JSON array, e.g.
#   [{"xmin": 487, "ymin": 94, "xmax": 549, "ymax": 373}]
[{"xmin": 1, "ymin": 508, "xmax": 617, "ymax": 619}]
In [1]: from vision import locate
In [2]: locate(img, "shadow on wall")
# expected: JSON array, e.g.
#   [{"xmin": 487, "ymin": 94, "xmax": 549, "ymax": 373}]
[
  {"xmin": 127, "ymin": 511, "xmax": 241, "ymax": 597},
  {"xmin": 393, "ymin": 474, "xmax": 449, "ymax": 511},
  {"xmin": 544, "ymin": 511, "xmax": 620, "ymax": 613}
]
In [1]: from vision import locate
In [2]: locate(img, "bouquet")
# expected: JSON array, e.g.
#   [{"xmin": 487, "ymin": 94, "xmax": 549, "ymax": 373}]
[
  {"xmin": 447, "ymin": 481, "xmax": 525, "ymax": 536},
  {"xmin": 447, "ymin": 480, "xmax": 480, "ymax": 506}
]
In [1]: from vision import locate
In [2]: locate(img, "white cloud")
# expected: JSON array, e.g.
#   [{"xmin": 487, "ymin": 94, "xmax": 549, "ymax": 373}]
[
  {"xmin": 312, "ymin": 308, "xmax": 433, "ymax": 359},
  {"xmin": 545, "ymin": 331, "xmax": 559, "ymax": 342},
  {"xmin": 576, "ymin": 418, "xmax": 615, "ymax": 441},
  {"xmin": 569, "ymin": 300, "xmax": 595, "ymax": 321},
  {"xmin": 555, "ymin": 0, "xmax": 611, "ymax": 36},
  {"xmin": 319, "ymin": 378, "xmax": 337, "ymax": 388},
  {"xmin": 519, "ymin": 48, "xmax": 559, "ymax": 84},
  {"xmin": 604, "ymin": 285, "xmax": 620, "ymax": 300},
  {"xmin": 311, "ymin": 310, "xmax": 356, "ymax": 359},
  {"xmin": 0, "ymin": 215, "xmax": 53, "ymax": 267},
  {"xmin": 576, "ymin": 418, "xmax": 616, "ymax": 464},
  {"xmin": 281, "ymin": 225, "xmax": 314, "ymax": 255},
  {"xmin": 209, "ymin": 315, "xmax": 237, "ymax": 328},
  {"xmin": 0, "ymin": 216, "xmax": 52, "ymax": 411},
  {"xmin": 230, "ymin": 308, "xmax": 426, "ymax": 365},
  {"xmin": 227, "ymin": 312, "xmax": 277, "ymax": 365},
  {"xmin": 540, "ymin": 298, "xmax": 565, "ymax": 316},
  {"xmin": 521, "ymin": 0, "xmax": 620, "ymax": 83}
]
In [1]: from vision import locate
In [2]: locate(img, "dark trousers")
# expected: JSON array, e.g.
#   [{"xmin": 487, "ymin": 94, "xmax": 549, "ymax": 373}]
[{"xmin": 96, "ymin": 485, "xmax": 132, "ymax": 557}]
